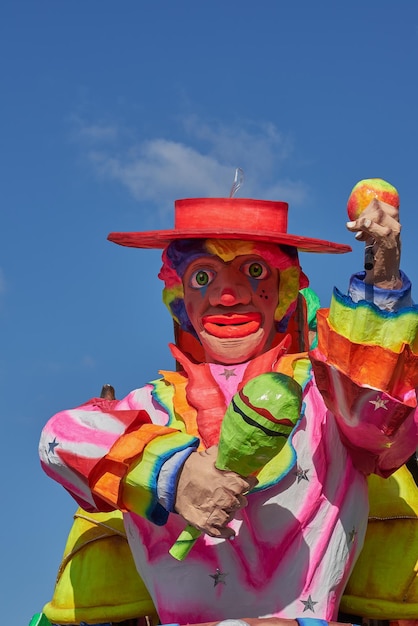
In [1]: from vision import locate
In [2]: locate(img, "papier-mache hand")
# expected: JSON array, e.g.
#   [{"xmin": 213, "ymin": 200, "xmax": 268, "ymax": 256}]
[
  {"xmin": 174, "ymin": 446, "xmax": 256, "ymax": 539},
  {"xmin": 346, "ymin": 178, "xmax": 402, "ymax": 290}
]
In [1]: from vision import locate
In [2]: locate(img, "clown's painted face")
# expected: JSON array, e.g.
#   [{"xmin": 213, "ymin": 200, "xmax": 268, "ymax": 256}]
[{"xmin": 183, "ymin": 253, "xmax": 279, "ymax": 364}]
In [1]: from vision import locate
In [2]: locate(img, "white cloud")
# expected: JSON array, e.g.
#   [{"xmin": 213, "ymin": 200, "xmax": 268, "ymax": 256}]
[
  {"xmin": 70, "ymin": 114, "xmax": 119, "ymax": 143},
  {"xmin": 89, "ymin": 139, "xmax": 232, "ymax": 202},
  {"xmin": 73, "ymin": 116, "xmax": 309, "ymax": 215},
  {"xmin": 183, "ymin": 117, "xmax": 292, "ymax": 175}
]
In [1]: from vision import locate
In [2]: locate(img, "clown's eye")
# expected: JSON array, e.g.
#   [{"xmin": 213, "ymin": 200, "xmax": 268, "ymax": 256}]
[
  {"xmin": 190, "ymin": 269, "xmax": 216, "ymax": 288},
  {"xmin": 242, "ymin": 261, "xmax": 270, "ymax": 279}
]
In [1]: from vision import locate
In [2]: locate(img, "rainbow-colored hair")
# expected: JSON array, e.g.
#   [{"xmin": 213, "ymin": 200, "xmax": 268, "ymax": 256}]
[{"xmin": 158, "ymin": 239, "xmax": 309, "ymax": 338}]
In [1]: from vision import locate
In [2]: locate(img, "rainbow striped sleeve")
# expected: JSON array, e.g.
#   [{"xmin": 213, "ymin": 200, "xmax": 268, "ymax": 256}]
[
  {"xmin": 122, "ymin": 431, "xmax": 199, "ymax": 524},
  {"xmin": 310, "ymin": 273, "xmax": 418, "ymax": 475}
]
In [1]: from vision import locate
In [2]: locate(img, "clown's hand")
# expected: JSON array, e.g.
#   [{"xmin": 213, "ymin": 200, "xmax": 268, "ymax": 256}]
[
  {"xmin": 346, "ymin": 197, "xmax": 402, "ymax": 290},
  {"xmin": 174, "ymin": 446, "xmax": 256, "ymax": 538}
]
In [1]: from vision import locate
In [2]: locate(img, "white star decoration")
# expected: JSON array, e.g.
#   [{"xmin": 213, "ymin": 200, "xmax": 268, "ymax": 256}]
[
  {"xmin": 209, "ymin": 568, "xmax": 228, "ymax": 586},
  {"xmin": 221, "ymin": 369, "xmax": 236, "ymax": 380},
  {"xmin": 48, "ymin": 438, "xmax": 59, "ymax": 454},
  {"xmin": 295, "ymin": 467, "xmax": 310, "ymax": 483},
  {"xmin": 301, "ymin": 595, "xmax": 318, "ymax": 612},
  {"xmin": 369, "ymin": 395, "xmax": 388, "ymax": 411}
]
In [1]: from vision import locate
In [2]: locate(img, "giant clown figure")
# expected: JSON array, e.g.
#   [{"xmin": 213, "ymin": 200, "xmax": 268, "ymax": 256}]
[{"xmin": 39, "ymin": 181, "xmax": 418, "ymax": 626}]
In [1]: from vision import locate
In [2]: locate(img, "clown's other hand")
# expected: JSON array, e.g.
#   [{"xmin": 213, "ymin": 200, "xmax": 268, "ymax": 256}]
[
  {"xmin": 174, "ymin": 446, "xmax": 257, "ymax": 538},
  {"xmin": 346, "ymin": 198, "xmax": 402, "ymax": 290}
]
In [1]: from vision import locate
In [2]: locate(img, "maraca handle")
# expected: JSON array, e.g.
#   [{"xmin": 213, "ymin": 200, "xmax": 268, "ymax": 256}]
[
  {"xmin": 364, "ymin": 240, "xmax": 375, "ymax": 270},
  {"xmin": 169, "ymin": 524, "xmax": 202, "ymax": 560}
]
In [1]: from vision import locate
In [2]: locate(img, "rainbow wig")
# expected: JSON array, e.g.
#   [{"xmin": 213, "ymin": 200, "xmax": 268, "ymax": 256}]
[{"xmin": 158, "ymin": 239, "xmax": 309, "ymax": 338}]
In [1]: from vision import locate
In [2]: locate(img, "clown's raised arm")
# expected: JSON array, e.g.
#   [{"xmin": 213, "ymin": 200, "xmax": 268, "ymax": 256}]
[
  {"xmin": 311, "ymin": 181, "xmax": 417, "ymax": 477},
  {"xmin": 39, "ymin": 187, "xmax": 418, "ymax": 624}
]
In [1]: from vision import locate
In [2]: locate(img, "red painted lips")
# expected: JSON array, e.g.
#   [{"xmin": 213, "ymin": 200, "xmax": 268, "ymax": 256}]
[{"xmin": 202, "ymin": 312, "xmax": 262, "ymax": 338}]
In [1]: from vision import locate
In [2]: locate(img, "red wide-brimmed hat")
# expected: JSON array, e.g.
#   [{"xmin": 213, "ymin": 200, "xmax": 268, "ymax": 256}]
[{"xmin": 108, "ymin": 198, "xmax": 351, "ymax": 254}]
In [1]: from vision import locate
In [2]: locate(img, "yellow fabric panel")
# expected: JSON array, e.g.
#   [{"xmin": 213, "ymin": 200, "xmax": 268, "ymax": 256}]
[
  {"xmin": 340, "ymin": 466, "xmax": 418, "ymax": 619},
  {"xmin": 43, "ymin": 508, "xmax": 157, "ymax": 625}
]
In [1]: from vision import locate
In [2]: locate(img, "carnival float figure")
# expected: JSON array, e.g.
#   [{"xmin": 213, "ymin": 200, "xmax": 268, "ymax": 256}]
[{"xmin": 37, "ymin": 178, "xmax": 418, "ymax": 626}]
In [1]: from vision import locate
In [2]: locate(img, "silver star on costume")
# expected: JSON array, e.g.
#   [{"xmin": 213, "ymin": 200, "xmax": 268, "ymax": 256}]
[
  {"xmin": 301, "ymin": 595, "xmax": 318, "ymax": 612},
  {"xmin": 369, "ymin": 395, "xmax": 388, "ymax": 411},
  {"xmin": 220, "ymin": 368, "xmax": 237, "ymax": 380},
  {"xmin": 48, "ymin": 437, "xmax": 59, "ymax": 454},
  {"xmin": 295, "ymin": 467, "xmax": 310, "ymax": 483},
  {"xmin": 209, "ymin": 568, "xmax": 228, "ymax": 587},
  {"xmin": 348, "ymin": 526, "xmax": 357, "ymax": 544}
]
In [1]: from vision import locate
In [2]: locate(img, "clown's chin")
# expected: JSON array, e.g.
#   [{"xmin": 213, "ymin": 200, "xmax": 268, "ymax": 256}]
[{"xmin": 198, "ymin": 328, "xmax": 268, "ymax": 365}]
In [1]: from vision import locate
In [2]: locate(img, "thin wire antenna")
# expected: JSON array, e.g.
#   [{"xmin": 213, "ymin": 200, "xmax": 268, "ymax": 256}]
[{"xmin": 229, "ymin": 167, "xmax": 244, "ymax": 198}]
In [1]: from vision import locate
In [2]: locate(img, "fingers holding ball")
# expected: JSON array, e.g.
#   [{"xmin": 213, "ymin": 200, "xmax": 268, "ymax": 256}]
[{"xmin": 346, "ymin": 179, "xmax": 401, "ymax": 243}]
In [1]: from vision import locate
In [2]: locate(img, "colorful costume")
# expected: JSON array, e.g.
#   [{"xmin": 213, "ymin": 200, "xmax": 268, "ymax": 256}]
[
  {"xmin": 40, "ymin": 282, "xmax": 418, "ymax": 623},
  {"xmin": 39, "ymin": 195, "xmax": 418, "ymax": 625}
]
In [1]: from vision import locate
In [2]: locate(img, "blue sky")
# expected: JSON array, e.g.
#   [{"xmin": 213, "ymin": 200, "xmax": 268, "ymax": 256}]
[{"xmin": 2, "ymin": 2, "xmax": 418, "ymax": 624}]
